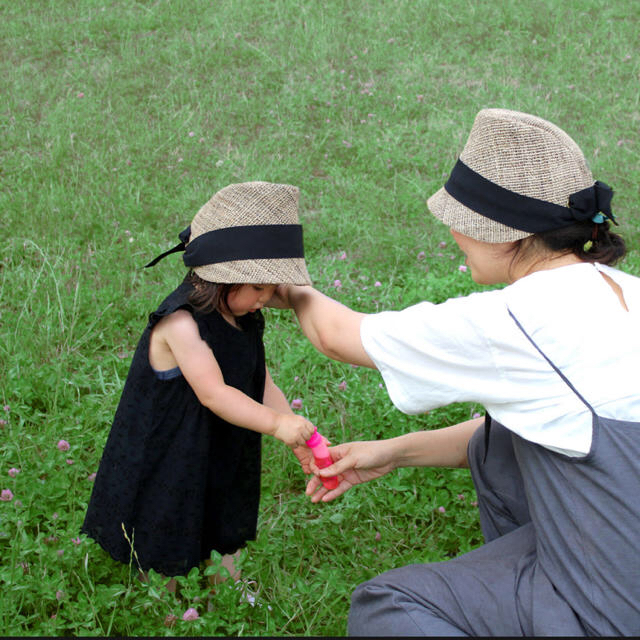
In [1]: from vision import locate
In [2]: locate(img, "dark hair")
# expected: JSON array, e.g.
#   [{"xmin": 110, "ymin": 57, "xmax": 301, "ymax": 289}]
[
  {"xmin": 511, "ymin": 220, "xmax": 626, "ymax": 274},
  {"xmin": 186, "ymin": 272, "xmax": 241, "ymax": 314},
  {"xmin": 538, "ymin": 221, "xmax": 626, "ymax": 264}
]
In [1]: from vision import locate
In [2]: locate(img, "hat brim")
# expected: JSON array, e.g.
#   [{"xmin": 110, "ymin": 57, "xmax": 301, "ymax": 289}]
[
  {"xmin": 427, "ymin": 187, "xmax": 532, "ymax": 243},
  {"xmin": 194, "ymin": 257, "xmax": 312, "ymax": 285}
]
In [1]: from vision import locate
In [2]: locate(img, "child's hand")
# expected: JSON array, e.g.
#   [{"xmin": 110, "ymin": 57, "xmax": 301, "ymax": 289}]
[{"xmin": 273, "ymin": 414, "xmax": 315, "ymax": 448}]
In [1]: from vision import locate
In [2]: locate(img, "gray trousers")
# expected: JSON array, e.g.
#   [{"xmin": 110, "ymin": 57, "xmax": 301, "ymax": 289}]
[{"xmin": 347, "ymin": 423, "xmax": 582, "ymax": 637}]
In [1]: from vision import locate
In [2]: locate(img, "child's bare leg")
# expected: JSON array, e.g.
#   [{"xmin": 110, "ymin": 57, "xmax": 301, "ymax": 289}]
[
  {"xmin": 164, "ymin": 577, "xmax": 177, "ymax": 593},
  {"xmin": 139, "ymin": 570, "xmax": 177, "ymax": 593},
  {"xmin": 207, "ymin": 550, "xmax": 241, "ymax": 586}
]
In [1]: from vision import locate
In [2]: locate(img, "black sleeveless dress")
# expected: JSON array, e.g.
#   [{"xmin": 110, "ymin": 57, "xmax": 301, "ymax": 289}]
[{"xmin": 81, "ymin": 280, "xmax": 265, "ymax": 576}]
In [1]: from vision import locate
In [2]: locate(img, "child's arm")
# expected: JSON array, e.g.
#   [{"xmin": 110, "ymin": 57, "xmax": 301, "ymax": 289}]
[
  {"xmin": 263, "ymin": 367, "xmax": 314, "ymax": 473},
  {"xmin": 156, "ymin": 310, "xmax": 315, "ymax": 447},
  {"xmin": 262, "ymin": 366, "xmax": 294, "ymax": 413}
]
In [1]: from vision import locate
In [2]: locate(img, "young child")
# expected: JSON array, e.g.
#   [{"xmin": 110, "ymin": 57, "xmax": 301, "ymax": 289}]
[{"xmin": 81, "ymin": 181, "xmax": 315, "ymax": 586}]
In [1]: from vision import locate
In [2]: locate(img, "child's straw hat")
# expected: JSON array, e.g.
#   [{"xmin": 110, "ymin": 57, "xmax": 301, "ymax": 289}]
[
  {"xmin": 427, "ymin": 109, "xmax": 597, "ymax": 243},
  {"xmin": 147, "ymin": 182, "xmax": 312, "ymax": 285}
]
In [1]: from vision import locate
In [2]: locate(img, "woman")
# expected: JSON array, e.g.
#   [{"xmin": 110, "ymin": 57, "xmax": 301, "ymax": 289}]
[{"xmin": 279, "ymin": 109, "xmax": 640, "ymax": 636}]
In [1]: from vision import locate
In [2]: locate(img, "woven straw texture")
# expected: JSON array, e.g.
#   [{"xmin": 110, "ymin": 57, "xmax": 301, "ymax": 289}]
[
  {"xmin": 189, "ymin": 181, "xmax": 311, "ymax": 284},
  {"xmin": 428, "ymin": 109, "xmax": 594, "ymax": 242}
]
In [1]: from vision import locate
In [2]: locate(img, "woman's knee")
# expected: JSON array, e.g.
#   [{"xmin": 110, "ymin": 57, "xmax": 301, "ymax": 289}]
[
  {"xmin": 348, "ymin": 578, "xmax": 423, "ymax": 636},
  {"xmin": 348, "ymin": 571, "xmax": 467, "ymax": 637},
  {"xmin": 348, "ymin": 580, "xmax": 385, "ymax": 636}
]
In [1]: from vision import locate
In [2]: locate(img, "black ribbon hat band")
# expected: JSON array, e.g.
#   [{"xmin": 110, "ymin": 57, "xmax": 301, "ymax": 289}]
[
  {"xmin": 444, "ymin": 159, "xmax": 616, "ymax": 233},
  {"xmin": 145, "ymin": 224, "xmax": 305, "ymax": 269}
]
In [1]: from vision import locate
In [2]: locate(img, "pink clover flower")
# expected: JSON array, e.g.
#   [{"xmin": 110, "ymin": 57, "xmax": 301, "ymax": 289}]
[{"xmin": 182, "ymin": 607, "xmax": 199, "ymax": 621}]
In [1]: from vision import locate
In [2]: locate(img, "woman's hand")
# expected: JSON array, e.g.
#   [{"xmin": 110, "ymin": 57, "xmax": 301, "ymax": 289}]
[
  {"xmin": 305, "ymin": 440, "xmax": 397, "ymax": 502},
  {"xmin": 265, "ymin": 284, "xmax": 293, "ymax": 309}
]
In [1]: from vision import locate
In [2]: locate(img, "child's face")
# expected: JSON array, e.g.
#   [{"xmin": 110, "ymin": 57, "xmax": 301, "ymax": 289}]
[{"xmin": 226, "ymin": 284, "xmax": 277, "ymax": 316}]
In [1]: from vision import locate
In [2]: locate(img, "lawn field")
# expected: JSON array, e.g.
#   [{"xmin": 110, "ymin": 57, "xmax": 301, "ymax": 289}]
[{"xmin": 1, "ymin": 0, "xmax": 639, "ymax": 635}]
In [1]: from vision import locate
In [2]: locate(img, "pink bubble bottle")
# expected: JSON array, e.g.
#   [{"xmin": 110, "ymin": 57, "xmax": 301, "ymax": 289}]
[{"xmin": 305, "ymin": 427, "xmax": 340, "ymax": 490}]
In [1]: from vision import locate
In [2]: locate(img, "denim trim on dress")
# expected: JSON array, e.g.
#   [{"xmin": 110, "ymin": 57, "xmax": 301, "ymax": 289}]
[{"xmin": 152, "ymin": 366, "xmax": 182, "ymax": 380}]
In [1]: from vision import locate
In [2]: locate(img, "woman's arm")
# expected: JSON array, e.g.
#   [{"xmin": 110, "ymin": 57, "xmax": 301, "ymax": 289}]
[
  {"xmin": 278, "ymin": 285, "xmax": 375, "ymax": 368},
  {"xmin": 306, "ymin": 417, "xmax": 483, "ymax": 502},
  {"xmin": 158, "ymin": 310, "xmax": 315, "ymax": 447},
  {"xmin": 385, "ymin": 417, "xmax": 482, "ymax": 469}
]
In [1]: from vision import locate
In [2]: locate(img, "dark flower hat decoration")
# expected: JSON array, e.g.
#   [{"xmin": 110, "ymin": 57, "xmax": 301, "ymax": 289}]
[{"xmin": 568, "ymin": 181, "xmax": 616, "ymax": 226}]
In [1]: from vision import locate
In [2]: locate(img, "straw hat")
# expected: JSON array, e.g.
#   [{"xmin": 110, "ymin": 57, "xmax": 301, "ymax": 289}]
[
  {"xmin": 185, "ymin": 181, "xmax": 311, "ymax": 285},
  {"xmin": 427, "ymin": 109, "xmax": 595, "ymax": 242}
]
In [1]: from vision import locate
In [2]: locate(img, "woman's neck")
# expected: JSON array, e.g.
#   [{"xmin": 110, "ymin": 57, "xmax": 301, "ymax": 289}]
[{"xmin": 511, "ymin": 252, "xmax": 584, "ymax": 283}]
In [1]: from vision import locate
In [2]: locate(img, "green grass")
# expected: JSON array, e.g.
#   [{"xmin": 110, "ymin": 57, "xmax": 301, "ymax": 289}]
[{"xmin": 1, "ymin": 0, "xmax": 639, "ymax": 635}]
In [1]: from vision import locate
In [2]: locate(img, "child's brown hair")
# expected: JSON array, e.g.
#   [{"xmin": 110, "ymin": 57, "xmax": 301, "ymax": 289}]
[{"xmin": 186, "ymin": 272, "xmax": 241, "ymax": 315}]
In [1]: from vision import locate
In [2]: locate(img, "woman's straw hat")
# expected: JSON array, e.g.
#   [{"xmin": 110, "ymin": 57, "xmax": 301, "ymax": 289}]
[
  {"xmin": 187, "ymin": 181, "xmax": 312, "ymax": 285},
  {"xmin": 428, "ymin": 109, "xmax": 594, "ymax": 242}
]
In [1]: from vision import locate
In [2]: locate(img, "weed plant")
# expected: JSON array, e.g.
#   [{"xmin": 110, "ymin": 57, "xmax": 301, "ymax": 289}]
[{"xmin": 1, "ymin": 0, "xmax": 638, "ymax": 635}]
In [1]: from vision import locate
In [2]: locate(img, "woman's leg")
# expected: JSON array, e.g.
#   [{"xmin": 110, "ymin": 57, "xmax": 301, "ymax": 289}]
[
  {"xmin": 467, "ymin": 417, "xmax": 531, "ymax": 541},
  {"xmin": 348, "ymin": 420, "xmax": 535, "ymax": 637},
  {"xmin": 349, "ymin": 581, "xmax": 469, "ymax": 636},
  {"xmin": 348, "ymin": 524, "xmax": 537, "ymax": 637}
]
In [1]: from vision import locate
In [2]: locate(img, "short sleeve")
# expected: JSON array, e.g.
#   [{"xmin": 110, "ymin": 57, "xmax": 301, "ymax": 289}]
[
  {"xmin": 360, "ymin": 264, "xmax": 640, "ymax": 455},
  {"xmin": 360, "ymin": 292, "xmax": 505, "ymax": 414}
]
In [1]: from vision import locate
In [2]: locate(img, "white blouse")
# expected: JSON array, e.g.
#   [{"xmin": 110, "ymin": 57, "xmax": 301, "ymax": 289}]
[{"xmin": 360, "ymin": 263, "xmax": 640, "ymax": 456}]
